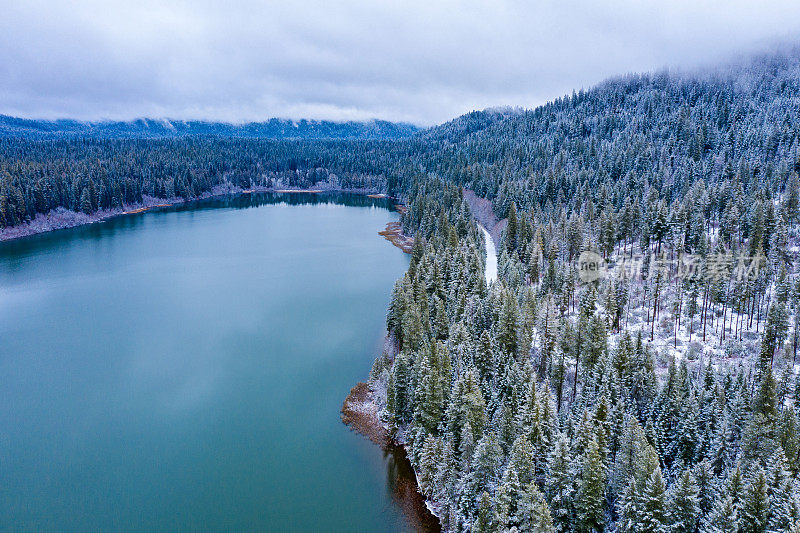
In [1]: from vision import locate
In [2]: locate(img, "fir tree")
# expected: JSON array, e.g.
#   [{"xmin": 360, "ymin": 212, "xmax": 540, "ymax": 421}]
[
  {"xmin": 640, "ymin": 467, "xmax": 669, "ymax": 533},
  {"xmin": 702, "ymin": 496, "xmax": 740, "ymax": 533},
  {"xmin": 765, "ymin": 450, "xmax": 799, "ymax": 533},
  {"xmin": 740, "ymin": 468, "xmax": 769, "ymax": 533},
  {"xmin": 546, "ymin": 435, "xmax": 575, "ymax": 533},
  {"xmin": 473, "ymin": 491, "xmax": 494, "ymax": 533},
  {"xmin": 668, "ymin": 469, "xmax": 700, "ymax": 533},
  {"xmin": 519, "ymin": 481, "xmax": 556, "ymax": 533},
  {"xmin": 575, "ymin": 438, "xmax": 606, "ymax": 533}
]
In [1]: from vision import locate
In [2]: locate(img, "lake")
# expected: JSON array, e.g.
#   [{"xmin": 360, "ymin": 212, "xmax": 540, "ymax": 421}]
[{"xmin": 0, "ymin": 193, "xmax": 423, "ymax": 531}]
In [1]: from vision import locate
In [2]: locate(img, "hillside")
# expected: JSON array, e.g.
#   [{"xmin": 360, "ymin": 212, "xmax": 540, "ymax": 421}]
[
  {"xmin": 409, "ymin": 47, "xmax": 800, "ymax": 218},
  {"xmin": 0, "ymin": 115, "xmax": 419, "ymax": 140},
  {"xmin": 371, "ymin": 47, "xmax": 800, "ymax": 532}
]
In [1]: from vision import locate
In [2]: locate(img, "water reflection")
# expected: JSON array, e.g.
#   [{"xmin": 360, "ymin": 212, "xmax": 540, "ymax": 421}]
[
  {"xmin": 0, "ymin": 191, "xmax": 397, "ymax": 274},
  {"xmin": 174, "ymin": 191, "xmax": 397, "ymax": 213},
  {"xmin": 384, "ymin": 441, "xmax": 442, "ymax": 532}
]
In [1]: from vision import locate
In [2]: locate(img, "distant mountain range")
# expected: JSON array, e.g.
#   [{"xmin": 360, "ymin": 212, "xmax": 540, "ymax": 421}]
[{"xmin": 0, "ymin": 115, "xmax": 419, "ymax": 140}]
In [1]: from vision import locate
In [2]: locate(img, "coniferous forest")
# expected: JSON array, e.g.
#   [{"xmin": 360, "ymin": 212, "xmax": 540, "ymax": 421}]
[{"xmin": 4, "ymin": 48, "xmax": 800, "ymax": 532}]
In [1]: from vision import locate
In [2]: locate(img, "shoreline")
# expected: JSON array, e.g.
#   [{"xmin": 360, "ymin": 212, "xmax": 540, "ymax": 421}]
[
  {"xmin": 377, "ymin": 204, "xmax": 413, "ymax": 253},
  {"xmin": 0, "ymin": 186, "xmax": 402, "ymax": 243},
  {"xmin": 341, "ymin": 382, "xmax": 441, "ymax": 532},
  {"xmin": 343, "ymin": 193, "xmax": 494, "ymax": 532},
  {"xmin": 378, "ymin": 221, "xmax": 414, "ymax": 253}
]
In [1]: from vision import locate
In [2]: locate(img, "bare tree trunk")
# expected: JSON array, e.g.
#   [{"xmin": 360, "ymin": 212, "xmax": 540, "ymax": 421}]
[
  {"xmin": 675, "ymin": 287, "xmax": 682, "ymax": 348},
  {"xmin": 572, "ymin": 351, "xmax": 579, "ymax": 403},
  {"xmin": 702, "ymin": 286, "xmax": 709, "ymax": 342}
]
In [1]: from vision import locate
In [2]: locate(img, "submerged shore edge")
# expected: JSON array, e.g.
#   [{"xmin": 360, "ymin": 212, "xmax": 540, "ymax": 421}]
[{"xmin": 341, "ymin": 382, "xmax": 442, "ymax": 533}]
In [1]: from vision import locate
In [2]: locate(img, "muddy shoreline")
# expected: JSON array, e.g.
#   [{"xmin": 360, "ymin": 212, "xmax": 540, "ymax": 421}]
[
  {"xmin": 341, "ymin": 382, "xmax": 441, "ymax": 532},
  {"xmin": 377, "ymin": 204, "xmax": 414, "ymax": 254}
]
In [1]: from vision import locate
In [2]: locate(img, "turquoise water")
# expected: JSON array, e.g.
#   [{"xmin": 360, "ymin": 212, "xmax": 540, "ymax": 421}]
[{"xmin": 0, "ymin": 193, "xmax": 419, "ymax": 531}]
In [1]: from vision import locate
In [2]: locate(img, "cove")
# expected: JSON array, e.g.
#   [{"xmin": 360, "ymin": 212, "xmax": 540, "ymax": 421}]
[{"xmin": 0, "ymin": 193, "xmax": 421, "ymax": 531}]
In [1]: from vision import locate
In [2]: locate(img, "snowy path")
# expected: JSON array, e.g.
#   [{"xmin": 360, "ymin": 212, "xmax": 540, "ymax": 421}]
[{"xmin": 480, "ymin": 225, "xmax": 498, "ymax": 284}]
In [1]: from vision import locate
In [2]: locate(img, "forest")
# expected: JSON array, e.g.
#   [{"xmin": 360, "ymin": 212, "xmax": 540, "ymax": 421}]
[
  {"xmin": 0, "ymin": 115, "xmax": 418, "ymax": 140},
  {"xmin": 3, "ymin": 47, "xmax": 800, "ymax": 532}
]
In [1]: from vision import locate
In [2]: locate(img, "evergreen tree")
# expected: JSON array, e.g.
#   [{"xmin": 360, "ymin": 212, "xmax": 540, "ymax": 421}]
[
  {"xmin": 547, "ymin": 435, "xmax": 575, "ymax": 533},
  {"xmin": 765, "ymin": 450, "xmax": 799, "ymax": 533},
  {"xmin": 575, "ymin": 438, "xmax": 606, "ymax": 533},
  {"xmin": 702, "ymin": 496, "xmax": 740, "ymax": 533},
  {"xmin": 640, "ymin": 467, "xmax": 669, "ymax": 533},
  {"xmin": 519, "ymin": 481, "xmax": 556, "ymax": 533},
  {"xmin": 668, "ymin": 469, "xmax": 700, "ymax": 533},
  {"xmin": 740, "ymin": 468, "xmax": 769, "ymax": 533},
  {"xmin": 473, "ymin": 491, "xmax": 494, "ymax": 533}
]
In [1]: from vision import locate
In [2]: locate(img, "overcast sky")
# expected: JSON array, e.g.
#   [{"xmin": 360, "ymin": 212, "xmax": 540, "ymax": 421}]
[{"xmin": 2, "ymin": 1, "xmax": 800, "ymax": 126}]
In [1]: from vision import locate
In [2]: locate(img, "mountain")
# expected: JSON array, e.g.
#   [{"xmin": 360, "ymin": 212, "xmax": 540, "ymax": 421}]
[
  {"xmin": 0, "ymin": 116, "xmax": 419, "ymax": 140},
  {"xmin": 404, "ymin": 46, "xmax": 800, "ymax": 218}
]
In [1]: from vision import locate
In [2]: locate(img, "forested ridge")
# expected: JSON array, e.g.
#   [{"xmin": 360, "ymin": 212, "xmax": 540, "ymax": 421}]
[
  {"xmin": 0, "ymin": 137, "xmax": 406, "ymax": 226},
  {"xmin": 0, "ymin": 115, "xmax": 418, "ymax": 140},
  {"xmin": 4, "ymin": 47, "xmax": 800, "ymax": 532}
]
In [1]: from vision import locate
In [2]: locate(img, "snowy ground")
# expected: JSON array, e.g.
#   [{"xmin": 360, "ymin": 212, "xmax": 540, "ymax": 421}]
[
  {"xmin": 609, "ymin": 282, "xmax": 764, "ymax": 372},
  {"xmin": 480, "ymin": 224, "xmax": 498, "ymax": 284}
]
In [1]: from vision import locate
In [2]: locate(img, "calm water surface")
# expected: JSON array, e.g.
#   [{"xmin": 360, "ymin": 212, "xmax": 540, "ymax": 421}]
[{"xmin": 0, "ymin": 193, "xmax": 420, "ymax": 531}]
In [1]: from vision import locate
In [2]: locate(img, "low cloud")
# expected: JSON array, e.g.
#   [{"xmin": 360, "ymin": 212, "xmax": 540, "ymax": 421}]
[{"xmin": 2, "ymin": 0, "xmax": 800, "ymax": 126}]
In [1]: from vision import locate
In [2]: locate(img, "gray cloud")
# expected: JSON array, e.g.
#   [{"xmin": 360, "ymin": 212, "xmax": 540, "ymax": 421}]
[{"xmin": 2, "ymin": 0, "xmax": 800, "ymax": 126}]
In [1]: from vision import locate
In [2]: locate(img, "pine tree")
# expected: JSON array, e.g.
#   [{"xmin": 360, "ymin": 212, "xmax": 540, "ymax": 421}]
[
  {"xmin": 459, "ymin": 419, "xmax": 475, "ymax": 471},
  {"xmin": 575, "ymin": 438, "xmax": 606, "ymax": 533},
  {"xmin": 506, "ymin": 201, "xmax": 519, "ymax": 252},
  {"xmin": 473, "ymin": 491, "xmax": 494, "ymax": 533},
  {"xmin": 519, "ymin": 481, "xmax": 555, "ymax": 533},
  {"xmin": 401, "ymin": 300, "xmax": 426, "ymax": 352},
  {"xmin": 413, "ymin": 350, "xmax": 445, "ymax": 434},
  {"xmin": 80, "ymin": 187, "xmax": 93, "ymax": 214},
  {"xmin": 418, "ymin": 435, "xmax": 442, "ymax": 497},
  {"xmin": 702, "ymin": 496, "xmax": 740, "ymax": 533},
  {"xmin": 740, "ymin": 468, "xmax": 769, "ymax": 533},
  {"xmin": 638, "ymin": 466, "xmax": 669, "ymax": 533},
  {"xmin": 433, "ymin": 295, "xmax": 449, "ymax": 340},
  {"xmin": 387, "ymin": 352, "xmax": 414, "ymax": 424},
  {"xmin": 507, "ymin": 435, "xmax": 536, "ymax": 486},
  {"xmin": 546, "ymin": 435, "xmax": 575, "ymax": 533},
  {"xmin": 617, "ymin": 479, "xmax": 640, "ymax": 533},
  {"xmin": 694, "ymin": 459, "xmax": 717, "ymax": 517},
  {"xmin": 744, "ymin": 369, "xmax": 780, "ymax": 462},
  {"xmin": 475, "ymin": 329, "xmax": 495, "ymax": 383},
  {"xmin": 668, "ymin": 469, "xmax": 700, "ymax": 533},
  {"xmin": 529, "ymin": 229, "xmax": 544, "ymax": 283},
  {"xmin": 777, "ymin": 408, "xmax": 799, "ymax": 477},
  {"xmin": 494, "ymin": 465, "xmax": 524, "ymax": 529},
  {"xmin": 765, "ymin": 450, "xmax": 799, "ymax": 533},
  {"xmin": 435, "ymin": 437, "xmax": 457, "ymax": 503},
  {"xmin": 612, "ymin": 415, "xmax": 646, "ymax": 495},
  {"xmin": 386, "ymin": 278, "xmax": 407, "ymax": 344},
  {"xmin": 498, "ymin": 290, "xmax": 521, "ymax": 357},
  {"xmin": 448, "ymin": 370, "xmax": 487, "ymax": 450},
  {"xmin": 783, "ymin": 173, "xmax": 800, "ymax": 223}
]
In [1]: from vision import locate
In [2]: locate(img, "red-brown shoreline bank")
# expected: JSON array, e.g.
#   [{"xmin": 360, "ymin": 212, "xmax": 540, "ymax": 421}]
[{"xmin": 341, "ymin": 382, "xmax": 441, "ymax": 533}]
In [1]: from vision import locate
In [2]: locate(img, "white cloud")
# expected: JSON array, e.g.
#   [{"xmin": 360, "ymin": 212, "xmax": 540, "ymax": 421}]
[{"xmin": 1, "ymin": 0, "xmax": 799, "ymax": 126}]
